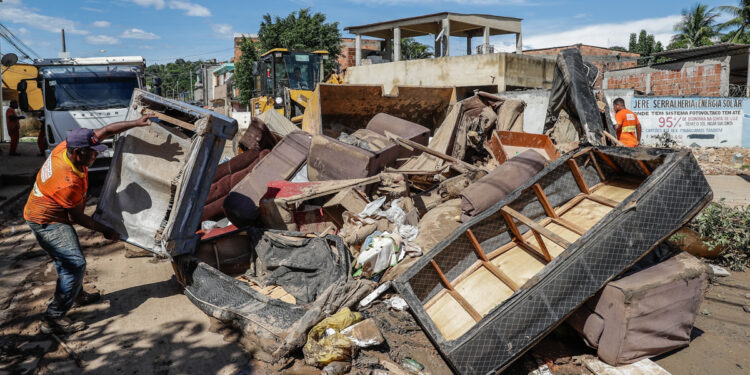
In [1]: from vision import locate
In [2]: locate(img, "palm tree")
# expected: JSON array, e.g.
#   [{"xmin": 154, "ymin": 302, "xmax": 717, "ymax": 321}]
[
  {"xmin": 671, "ymin": 3, "xmax": 719, "ymax": 49},
  {"xmin": 716, "ymin": 0, "xmax": 750, "ymax": 43},
  {"xmin": 400, "ymin": 38, "xmax": 433, "ymax": 60}
]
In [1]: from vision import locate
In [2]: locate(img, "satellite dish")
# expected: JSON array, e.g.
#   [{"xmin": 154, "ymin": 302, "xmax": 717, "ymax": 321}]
[{"xmin": 1, "ymin": 53, "xmax": 18, "ymax": 67}]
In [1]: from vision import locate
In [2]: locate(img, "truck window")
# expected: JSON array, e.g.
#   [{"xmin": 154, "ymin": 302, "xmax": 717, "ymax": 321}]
[{"xmin": 41, "ymin": 65, "xmax": 140, "ymax": 111}]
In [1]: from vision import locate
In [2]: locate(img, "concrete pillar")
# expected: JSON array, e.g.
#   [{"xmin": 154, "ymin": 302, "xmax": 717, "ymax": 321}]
[
  {"xmin": 442, "ymin": 18, "xmax": 450, "ymax": 57},
  {"xmin": 466, "ymin": 35, "xmax": 472, "ymax": 55},
  {"xmin": 355, "ymin": 34, "xmax": 362, "ymax": 66},
  {"xmin": 515, "ymin": 32, "xmax": 522, "ymax": 53},
  {"xmin": 483, "ymin": 26, "xmax": 490, "ymax": 54},
  {"xmin": 394, "ymin": 27, "xmax": 401, "ymax": 62},
  {"xmin": 384, "ymin": 35, "xmax": 392, "ymax": 63},
  {"xmin": 434, "ymin": 36, "xmax": 441, "ymax": 57},
  {"xmin": 746, "ymin": 49, "xmax": 750, "ymax": 97}
]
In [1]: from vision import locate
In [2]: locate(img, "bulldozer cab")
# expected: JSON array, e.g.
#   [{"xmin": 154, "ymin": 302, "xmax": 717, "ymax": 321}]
[{"xmin": 253, "ymin": 49, "xmax": 327, "ymax": 117}]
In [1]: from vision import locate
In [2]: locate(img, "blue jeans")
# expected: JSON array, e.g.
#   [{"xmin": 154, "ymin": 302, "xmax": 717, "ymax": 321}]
[{"xmin": 27, "ymin": 221, "xmax": 85, "ymax": 318}]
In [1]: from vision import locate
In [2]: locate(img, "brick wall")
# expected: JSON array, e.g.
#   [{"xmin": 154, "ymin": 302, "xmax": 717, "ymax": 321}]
[
  {"xmin": 338, "ymin": 38, "xmax": 382, "ymax": 70},
  {"xmin": 524, "ymin": 44, "xmax": 640, "ymax": 88},
  {"xmin": 605, "ymin": 62, "xmax": 724, "ymax": 96}
]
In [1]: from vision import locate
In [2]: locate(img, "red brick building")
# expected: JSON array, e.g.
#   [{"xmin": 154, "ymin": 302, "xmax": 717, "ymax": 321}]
[
  {"xmin": 338, "ymin": 38, "xmax": 382, "ymax": 70},
  {"xmin": 524, "ymin": 44, "xmax": 641, "ymax": 89},
  {"xmin": 233, "ymin": 33, "xmax": 259, "ymax": 62},
  {"xmin": 603, "ymin": 44, "xmax": 750, "ymax": 97}
]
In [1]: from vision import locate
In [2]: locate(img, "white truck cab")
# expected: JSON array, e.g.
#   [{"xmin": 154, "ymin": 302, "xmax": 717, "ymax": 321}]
[{"xmin": 33, "ymin": 56, "xmax": 145, "ymax": 170}]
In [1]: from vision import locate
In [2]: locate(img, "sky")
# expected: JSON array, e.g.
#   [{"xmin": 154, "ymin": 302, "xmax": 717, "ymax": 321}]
[{"xmin": 0, "ymin": 0, "xmax": 736, "ymax": 65}]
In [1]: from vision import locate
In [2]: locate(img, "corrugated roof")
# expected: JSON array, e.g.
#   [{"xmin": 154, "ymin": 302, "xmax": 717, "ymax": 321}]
[{"xmin": 652, "ymin": 43, "xmax": 749, "ymax": 60}]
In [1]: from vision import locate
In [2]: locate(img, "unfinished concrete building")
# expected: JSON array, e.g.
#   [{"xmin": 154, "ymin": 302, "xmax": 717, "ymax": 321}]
[{"xmin": 345, "ymin": 12, "xmax": 523, "ymax": 64}]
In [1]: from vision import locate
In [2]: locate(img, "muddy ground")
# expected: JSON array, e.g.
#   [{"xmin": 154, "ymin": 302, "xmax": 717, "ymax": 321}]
[{"xmin": 1, "ymin": 191, "xmax": 749, "ymax": 374}]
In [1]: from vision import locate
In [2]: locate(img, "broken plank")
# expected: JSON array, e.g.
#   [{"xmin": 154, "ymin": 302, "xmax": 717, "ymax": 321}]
[
  {"xmin": 148, "ymin": 111, "xmax": 196, "ymax": 131},
  {"xmin": 501, "ymin": 206, "xmax": 572, "ymax": 249},
  {"xmin": 385, "ymin": 130, "xmax": 479, "ymax": 172}
]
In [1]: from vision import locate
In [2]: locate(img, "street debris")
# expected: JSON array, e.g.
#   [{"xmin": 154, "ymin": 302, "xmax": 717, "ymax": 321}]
[{"xmin": 85, "ymin": 48, "xmax": 725, "ymax": 374}]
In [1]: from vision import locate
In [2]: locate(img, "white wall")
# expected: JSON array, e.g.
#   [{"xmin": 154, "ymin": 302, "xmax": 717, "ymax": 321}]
[{"xmin": 497, "ymin": 90, "xmax": 550, "ymax": 134}]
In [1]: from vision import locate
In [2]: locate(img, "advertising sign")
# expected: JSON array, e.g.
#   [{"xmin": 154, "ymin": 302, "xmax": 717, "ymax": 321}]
[{"xmin": 630, "ymin": 97, "xmax": 745, "ymax": 147}]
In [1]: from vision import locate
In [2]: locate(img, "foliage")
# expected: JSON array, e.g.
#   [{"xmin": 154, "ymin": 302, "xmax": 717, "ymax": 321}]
[
  {"xmin": 609, "ymin": 46, "xmax": 628, "ymax": 52},
  {"xmin": 670, "ymin": 3, "xmax": 719, "ymax": 49},
  {"xmin": 716, "ymin": 0, "xmax": 750, "ymax": 43},
  {"xmin": 145, "ymin": 59, "xmax": 203, "ymax": 101},
  {"xmin": 627, "ymin": 30, "xmax": 664, "ymax": 65},
  {"xmin": 654, "ymin": 132, "xmax": 678, "ymax": 148},
  {"xmin": 234, "ymin": 37, "xmax": 261, "ymax": 107},
  {"xmin": 257, "ymin": 8, "xmax": 341, "ymax": 73},
  {"xmin": 689, "ymin": 201, "xmax": 750, "ymax": 271},
  {"xmin": 400, "ymin": 38, "xmax": 433, "ymax": 60}
]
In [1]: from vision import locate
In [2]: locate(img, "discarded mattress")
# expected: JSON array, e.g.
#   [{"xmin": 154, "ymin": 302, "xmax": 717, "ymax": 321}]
[
  {"xmin": 568, "ymin": 251, "xmax": 708, "ymax": 366},
  {"xmin": 394, "ymin": 147, "xmax": 712, "ymax": 374},
  {"xmin": 95, "ymin": 89, "xmax": 237, "ymax": 256},
  {"xmin": 224, "ymin": 131, "xmax": 312, "ymax": 226},
  {"xmin": 182, "ymin": 230, "xmax": 374, "ymax": 363},
  {"xmin": 543, "ymin": 48, "xmax": 605, "ymax": 145}
]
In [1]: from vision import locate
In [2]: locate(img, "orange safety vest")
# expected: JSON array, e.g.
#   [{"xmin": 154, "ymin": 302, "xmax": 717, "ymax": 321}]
[{"xmin": 615, "ymin": 109, "xmax": 639, "ymax": 147}]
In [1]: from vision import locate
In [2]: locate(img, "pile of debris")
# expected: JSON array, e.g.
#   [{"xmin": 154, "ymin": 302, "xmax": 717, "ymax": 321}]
[
  {"xmin": 690, "ymin": 146, "xmax": 749, "ymax": 175},
  {"xmin": 94, "ymin": 49, "xmax": 716, "ymax": 374}
]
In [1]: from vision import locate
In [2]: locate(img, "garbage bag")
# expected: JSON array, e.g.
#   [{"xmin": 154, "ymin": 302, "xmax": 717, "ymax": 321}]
[{"xmin": 303, "ymin": 307, "xmax": 362, "ymax": 367}]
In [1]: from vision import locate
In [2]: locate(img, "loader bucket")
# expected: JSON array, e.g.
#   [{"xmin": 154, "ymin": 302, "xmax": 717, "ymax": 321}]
[{"xmin": 301, "ymin": 84, "xmax": 455, "ymax": 137}]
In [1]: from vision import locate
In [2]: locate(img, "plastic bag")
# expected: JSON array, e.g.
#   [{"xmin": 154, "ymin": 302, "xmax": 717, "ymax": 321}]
[
  {"xmin": 303, "ymin": 307, "xmax": 362, "ymax": 367},
  {"xmin": 355, "ymin": 231, "xmax": 402, "ymax": 277}
]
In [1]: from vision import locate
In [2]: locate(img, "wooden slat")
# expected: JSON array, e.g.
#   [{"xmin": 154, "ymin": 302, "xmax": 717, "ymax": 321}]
[
  {"xmin": 589, "ymin": 151, "xmax": 606, "ymax": 181},
  {"xmin": 430, "ymin": 260, "xmax": 482, "ymax": 322},
  {"xmin": 481, "ymin": 262, "xmax": 520, "ymax": 291},
  {"xmin": 567, "ymin": 158, "xmax": 591, "ymax": 194},
  {"xmin": 532, "ymin": 183, "xmax": 558, "ymax": 218},
  {"xmin": 637, "ymin": 160, "xmax": 652, "ymax": 176},
  {"xmin": 515, "ymin": 240, "xmax": 553, "ymax": 265},
  {"xmin": 149, "ymin": 111, "xmax": 196, "ymax": 131},
  {"xmin": 531, "ymin": 231, "xmax": 552, "ymax": 262},
  {"xmin": 585, "ymin": 194, "xmax": 619, "ymax": 208},
  {"xmin": 551, "ymin": 218, "xmax": 587, "ymax": 236},
  {"xmin": 501, "ymin": 206, "xmax": 572, "ymax": 249},
  {"xmin": 573, "ymin": 146, "xmax": 594, "ymax": 158},
  {"xmin": 501, "ymin": 209, "xmax": 525, "ymax": 243},
  {"xmin": 465, "ymin": 230, "xmax": 520, "ymax": 291},
  {"xmin": 594, "ymin": 151, "xmax": 622, "ymax": 174}
]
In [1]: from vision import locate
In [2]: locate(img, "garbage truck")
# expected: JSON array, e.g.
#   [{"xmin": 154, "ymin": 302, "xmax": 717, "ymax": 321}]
[{"xmin": 19, "ymin": 56, "xmax": 145, "ymax": 170}]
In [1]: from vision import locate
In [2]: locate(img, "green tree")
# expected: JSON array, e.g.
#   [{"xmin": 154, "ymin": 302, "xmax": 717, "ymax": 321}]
[
  {"xmin": 146, "ymin": 59, "xmax": 203, "ymax": 101},
  {"xmin": 256, "ymin": 8, "xmax": 341, "ymax": 73},
  {"xmin": 234, "ymin": 37, "xmax": 261, "ymax": 106},
  {"xmin": 628, "ymin": 30, "xmax": 664, "ymax": 56},
  {"xmin": 670, "ymin": 3, "xmax": 719, "ymax": 49},
  {"xmin": 716, "ymin": 0, "xmax": 750, "ymax": 43},
  {"xmin": 400, "ymin": 38, "xmax": 433, "ymax": 60}
]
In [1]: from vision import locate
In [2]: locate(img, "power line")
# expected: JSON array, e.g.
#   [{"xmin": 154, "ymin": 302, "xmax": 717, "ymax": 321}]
[
  {"xmin": 0, "ymin": 23, "xmax": 40, "ymax": 60},
  {"xmin": 148, "ymin": 47, "xmax": 234, "ymax": 63}
]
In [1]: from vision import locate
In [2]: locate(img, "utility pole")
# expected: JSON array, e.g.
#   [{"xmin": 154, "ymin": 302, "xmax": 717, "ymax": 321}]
[
  {"xmin": 189, "ymin": 69, "xmax": 193, "ymax": 102},
  {"xmin": 61, "ymin": 29, "xmax": 66, "ymax": 52}
]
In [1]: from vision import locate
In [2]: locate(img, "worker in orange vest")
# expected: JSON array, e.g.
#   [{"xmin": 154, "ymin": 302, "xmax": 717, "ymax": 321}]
[
  {"xmin": 6, "ymin": 100, "xmax": 25, "ymax": 155},
  {"xmin": 613, "ymin": 98, "xmax": 641, "ymax": 147}
]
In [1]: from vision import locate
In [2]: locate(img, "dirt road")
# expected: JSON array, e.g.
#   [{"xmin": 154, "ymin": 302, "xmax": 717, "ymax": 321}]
[{"xmin": 0, "ymin": 199, "xmax": 250, "ymax": 374}]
